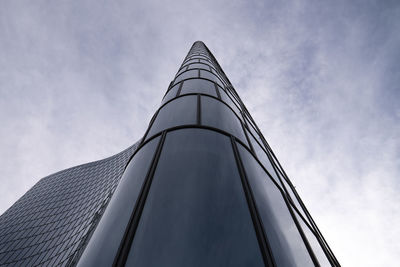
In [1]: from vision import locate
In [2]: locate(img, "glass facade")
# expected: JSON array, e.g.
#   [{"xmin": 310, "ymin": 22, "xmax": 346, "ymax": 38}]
[{"xmin": 0, "ymin": 41, "xmax": 339, "ymax": 266}]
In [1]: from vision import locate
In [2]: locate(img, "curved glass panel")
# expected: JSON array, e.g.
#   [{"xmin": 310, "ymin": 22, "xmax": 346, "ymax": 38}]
[
  {"xmin": 188, "ymin": 63, "xmax": 211, "ymax": 71},
  {"xmin": 199, "ymin": 59, "xmax": 212, "ymax": 65},
  {"xmin": 176, "ymin": 66, "xmax": 188, "ymax": 77},
  {"xmin": 191, "ymin": 55, "xmax": 210, "ymax": 61},
  {"xmin": 200, "ymin": 70, "xmax": 223, "ymax": 88},
  {"xmin": 201, "ymin": 96, "xmax": 247, "ymax": 144},
  {"xmin": 162, "ymin": 83, "xmax": 180, "ymax": 104},
  {"xmin": 183, "ymin": 59, "xmax": 198, "ymax": 66},
  {"xmin": 174, "ymin": 70, "xmax": 198, "ymax": 84},
  {"xmin": 282, "ymin": 177, "xmax": 311, "ymax": 224},
  {"xmin": 219, "ymin": 89, "xmax": 241, "ymax": 117},
  {"xmin": 180, "ymin": 79, "xmax": 217, "ymax": 97},
  {"xmin": 247, "ymin": 131, "xmax": 281, "ymax": 186},
  {"xmin": 77, "ymin": 137, "xmax": 160, "ymax": 267},
  {"xmin": 294, "ymin": 212, "xmax": 331, "ymax": 266},
  {"xmin": 210, "ymin": 68, "xmax": 227, "ymax": 85},
  {"xmin": 237, "ymin": 143, "xmax": 314, "ymax": 267},
  {"xmin": 148, "ymin": 95, "xmax": 197, "ymax": 138},
  {"xmin": 126, "ymin": 129, "xmax": 264, "ymax": 267}
]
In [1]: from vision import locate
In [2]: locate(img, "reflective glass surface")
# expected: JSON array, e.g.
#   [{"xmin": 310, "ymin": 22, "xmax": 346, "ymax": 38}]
[
  {"xmin": 200, "ymin": 70, "xmax": 224, "ymax": 88},
  {"xmin": 161, "ymin": 83, "xmax": 180, "ymax": 104},
  {"xmin": 183, "ymin": 59, "xmax": 199, "ymax": 66},
  {"xmin": 201, "ymin": 96, "xmax": 247, "ymax": 144},
  {"xmin": 199, "ymin": 59, "xmax": 211, "ymax": 65},
  {"xmin": 126, "ymin": 129, "xmax": 264, "ymax": 267},
  {"xmin": 210, "ymin": 68, "xmax": 227, "ymax": 85},
  {"xmin": 248, "ymin": 132, "xmax": 281, "ymax": 185},
  {"xmin": 237, "ymin": 144, "xmax": 314, "ymax": 267},
  {"xmin": 294, "ymin": 212, "xmax": 331, "ymax": 267},
  {"xmin": 77, "ymin": 138, "xmax": 159, "ymax": 267},
  {"xmin": 282, "ymin": 177, "xmax": 311, "ymax": 224},
  {"xmin": 188, "ymin": 63, "xmax": 211, "ymax": 71},
  {"xmin": 180, "ymin": 79, "xmax": 217, "ymax": 97},
  {"xmin": 176, "ymin": 66, "xmax": 188, "ymax": 77},
  {"xmin": 148, "ymin": 95, "xmax": 197, "ymax": 137},
  {"xmin": 219, "ymin": 89, "xmax": 241, "ymax": 117},
  {"xmin": 175, "ymin": 70, "xmax": 198, "ymax": 84}
]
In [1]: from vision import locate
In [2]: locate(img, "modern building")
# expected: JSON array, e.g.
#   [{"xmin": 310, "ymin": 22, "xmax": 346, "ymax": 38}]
[{"xmin": 0, "ymin": 41, "xmax": 339, "ymax": 266}]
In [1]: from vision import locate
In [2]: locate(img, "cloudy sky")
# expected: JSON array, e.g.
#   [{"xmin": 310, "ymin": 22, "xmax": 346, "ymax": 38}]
[{"xmin": 0, "ymin": 0, "xmax": 399, "ymax": 265}]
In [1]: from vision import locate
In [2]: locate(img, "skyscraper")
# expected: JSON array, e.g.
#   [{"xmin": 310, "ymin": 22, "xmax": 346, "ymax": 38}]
[{"xmin": 0, "ymin": 41, "xmax": 339, "ymax": 266}]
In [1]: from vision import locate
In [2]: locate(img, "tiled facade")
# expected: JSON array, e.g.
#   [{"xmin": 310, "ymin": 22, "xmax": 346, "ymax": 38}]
[{"xmin": 0, "ymin": 143, "xmax": 139, "ymax": 266}]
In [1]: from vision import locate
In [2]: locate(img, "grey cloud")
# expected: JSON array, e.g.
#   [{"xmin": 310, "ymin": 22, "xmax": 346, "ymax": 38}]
[{"xmin": 1, "ymin": 0, "xmax": 399, "ymax": 266}]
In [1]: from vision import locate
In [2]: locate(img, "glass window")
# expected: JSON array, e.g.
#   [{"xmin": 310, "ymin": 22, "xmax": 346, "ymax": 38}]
[
  {"xmin": 180, "ymin": 79, "xmax": 217, "ymax": 97},
  {"xmin": 126, "ymin": 129, "xmax": 264, "ymax": 267},
  {"xmin": 237, "ymin": 144, "xmax": 314, "ymax": 267},
  {"xmin": 183, "ymin": 59, "xmax": 198, "ymax": 66},
  {"xmin": 247, "ymin": 132, "xmax": 281, "ymax": 186},
  {"xmin": 199, "ymin": 59, "xmax": 212, "ymax": 66},
  {"xmin": 245, "ymin": 115, "xmax": 258, "ymax": 135},
  {"xmin": 226, "ymin": 88, "xmax": 242, "ymax": 109},
  {"xmin": 294, "ymin": 212, "xmax": 332, "ymax": 267},
  {"xmin": 210, "ymin": 68, "xmax": 227, "ymax": 85},
  {"xmin": 282, "ymin": 177, "xmax": 311, "ymax": 225},
  {"xmin": 162, "ymin": 83, "xmax": 180, "ymax": 104},
  {"xmin": 200, "ymin": 70, "xmax": 223, "ymax": 88},
  {"xmin": 188, "ymin": 63, "xmax": 211, "ymax": 71},
  {"xmin": 176, "ymin": 66, "xmax": 188, "ymax": 77},
  {"xmin": 192, "ymin": 55, "xmax": 210, "ymax": 61},
  {"xmin": 174, "ymin": 70, "xmax": 198, "ymax": 84},
  {"xmin": 77, "ymin": 137, "xmax": 160, "ymax": 267},
  {"xmin": 147, "ymin": 95, "xmax": 197, "ymax": 138},
  {"xmin": 201, "ymin": 96, "xmax": 247, "ymax": 144},
  {"xmin": 220, "ymin": 89, "xmax": 241, "ymax": 117}
]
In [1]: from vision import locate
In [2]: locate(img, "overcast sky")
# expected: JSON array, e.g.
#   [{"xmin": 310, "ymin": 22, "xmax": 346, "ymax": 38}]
[{"xmin": 0, "ymin": 0, "xmax": 399, "ymax": 266}]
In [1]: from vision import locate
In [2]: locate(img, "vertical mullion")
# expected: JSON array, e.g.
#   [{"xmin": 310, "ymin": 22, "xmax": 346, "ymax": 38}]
[
  {"xmin": 197, "ymin": 95, "xmax": 201, "ymax": 125},
  {"xmin": 214, "ymin": 83, "xmax": 221, "ymax": 100},
  {"xmin": 113, "ymin": 132, "xmax": 167, "ymax": 267},
  {"xmin": 241, "ymin": 121, "xmax": 254, "ymax": 154},
  {"xmin": 176, "ymin": 81, "xmax": 184, "ymax": 97},
  {"xmin": 230, "ymin": 136, "xmax": 275, "ymax": 267},
  {"xmin": 281, "ymin": 192, "xmax": 321, "ymax": 267}
]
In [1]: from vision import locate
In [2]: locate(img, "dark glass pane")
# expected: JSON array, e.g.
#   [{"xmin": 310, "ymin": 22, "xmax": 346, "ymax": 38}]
[
  {"xmin": 247, "ymin": 132, "xmax": 281, "ymax": 186},
  {"xmin": 183, "ymin": 59, "xmax": 198, "ymax": 66},
  {"xmin": 188, "ymin": 63, "xmax": 211, "ymax": 71},
  {"xmin": 192, "ymin": 55, "xmax": 210, "ymax": 61},
  {"xmin": 175, "ymin": 70, "xmax": 198, "ymax": 84},
  {"xmin": 282, "ymin": 177, "xmax": 311, "ymax": 224},
  {"xmin": 176, "ymin": 66, "xmax": 188, "ymax": 77},
  {"xmin": 199, "ymin": 59, "xmax": 212, "ymax": 65},
  {"xmin": 237, "ymin": 144, "xmax": 314, "ymax": 267},
  {"xmin": 226, "ymin": 88, "xmax": 242, "ymax": 109},
  {"xmin": 201, "ymin": 96, "xmax": 247, "ymax": 144},
  {"xmin": 245, "ymin": 116, "xmax": 258, "ymax": 135},
  {"xmin": 220, "ymin": 89, "xmax": 241, "ymax": 117},
  {"xmin": 148, "ymin": 95, "xmax": 197, "ymax": 137},
  {"xmin": 161, "ymin": 83, "xmax": 180, "ymax": 104},
  {"xmin": 294, "ymin": 212, "xmax": 331, "ymax": 267},
  {"xmin": 77, "ymin": 137, "xmax": 160, "ymax": 267},
  {"xmin": 200, "ymin": 70, "xmax": 224, "ymax": 88},
  {"xmin": 211, "ymin": 68, "xmax": 227, "ymax": 85},
  {"xmin": 126, "ymin": 129, "xmax": 264, "ymax": 267},
  {"xmin": 180, "ymin": 79, "xmax": 217, "ymax": 97}
]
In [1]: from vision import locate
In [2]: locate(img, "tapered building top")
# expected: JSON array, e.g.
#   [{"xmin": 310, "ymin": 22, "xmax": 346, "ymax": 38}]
[{"xmin": 0, "ymin": 41, "xmax": 339, "ymax": 266}]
